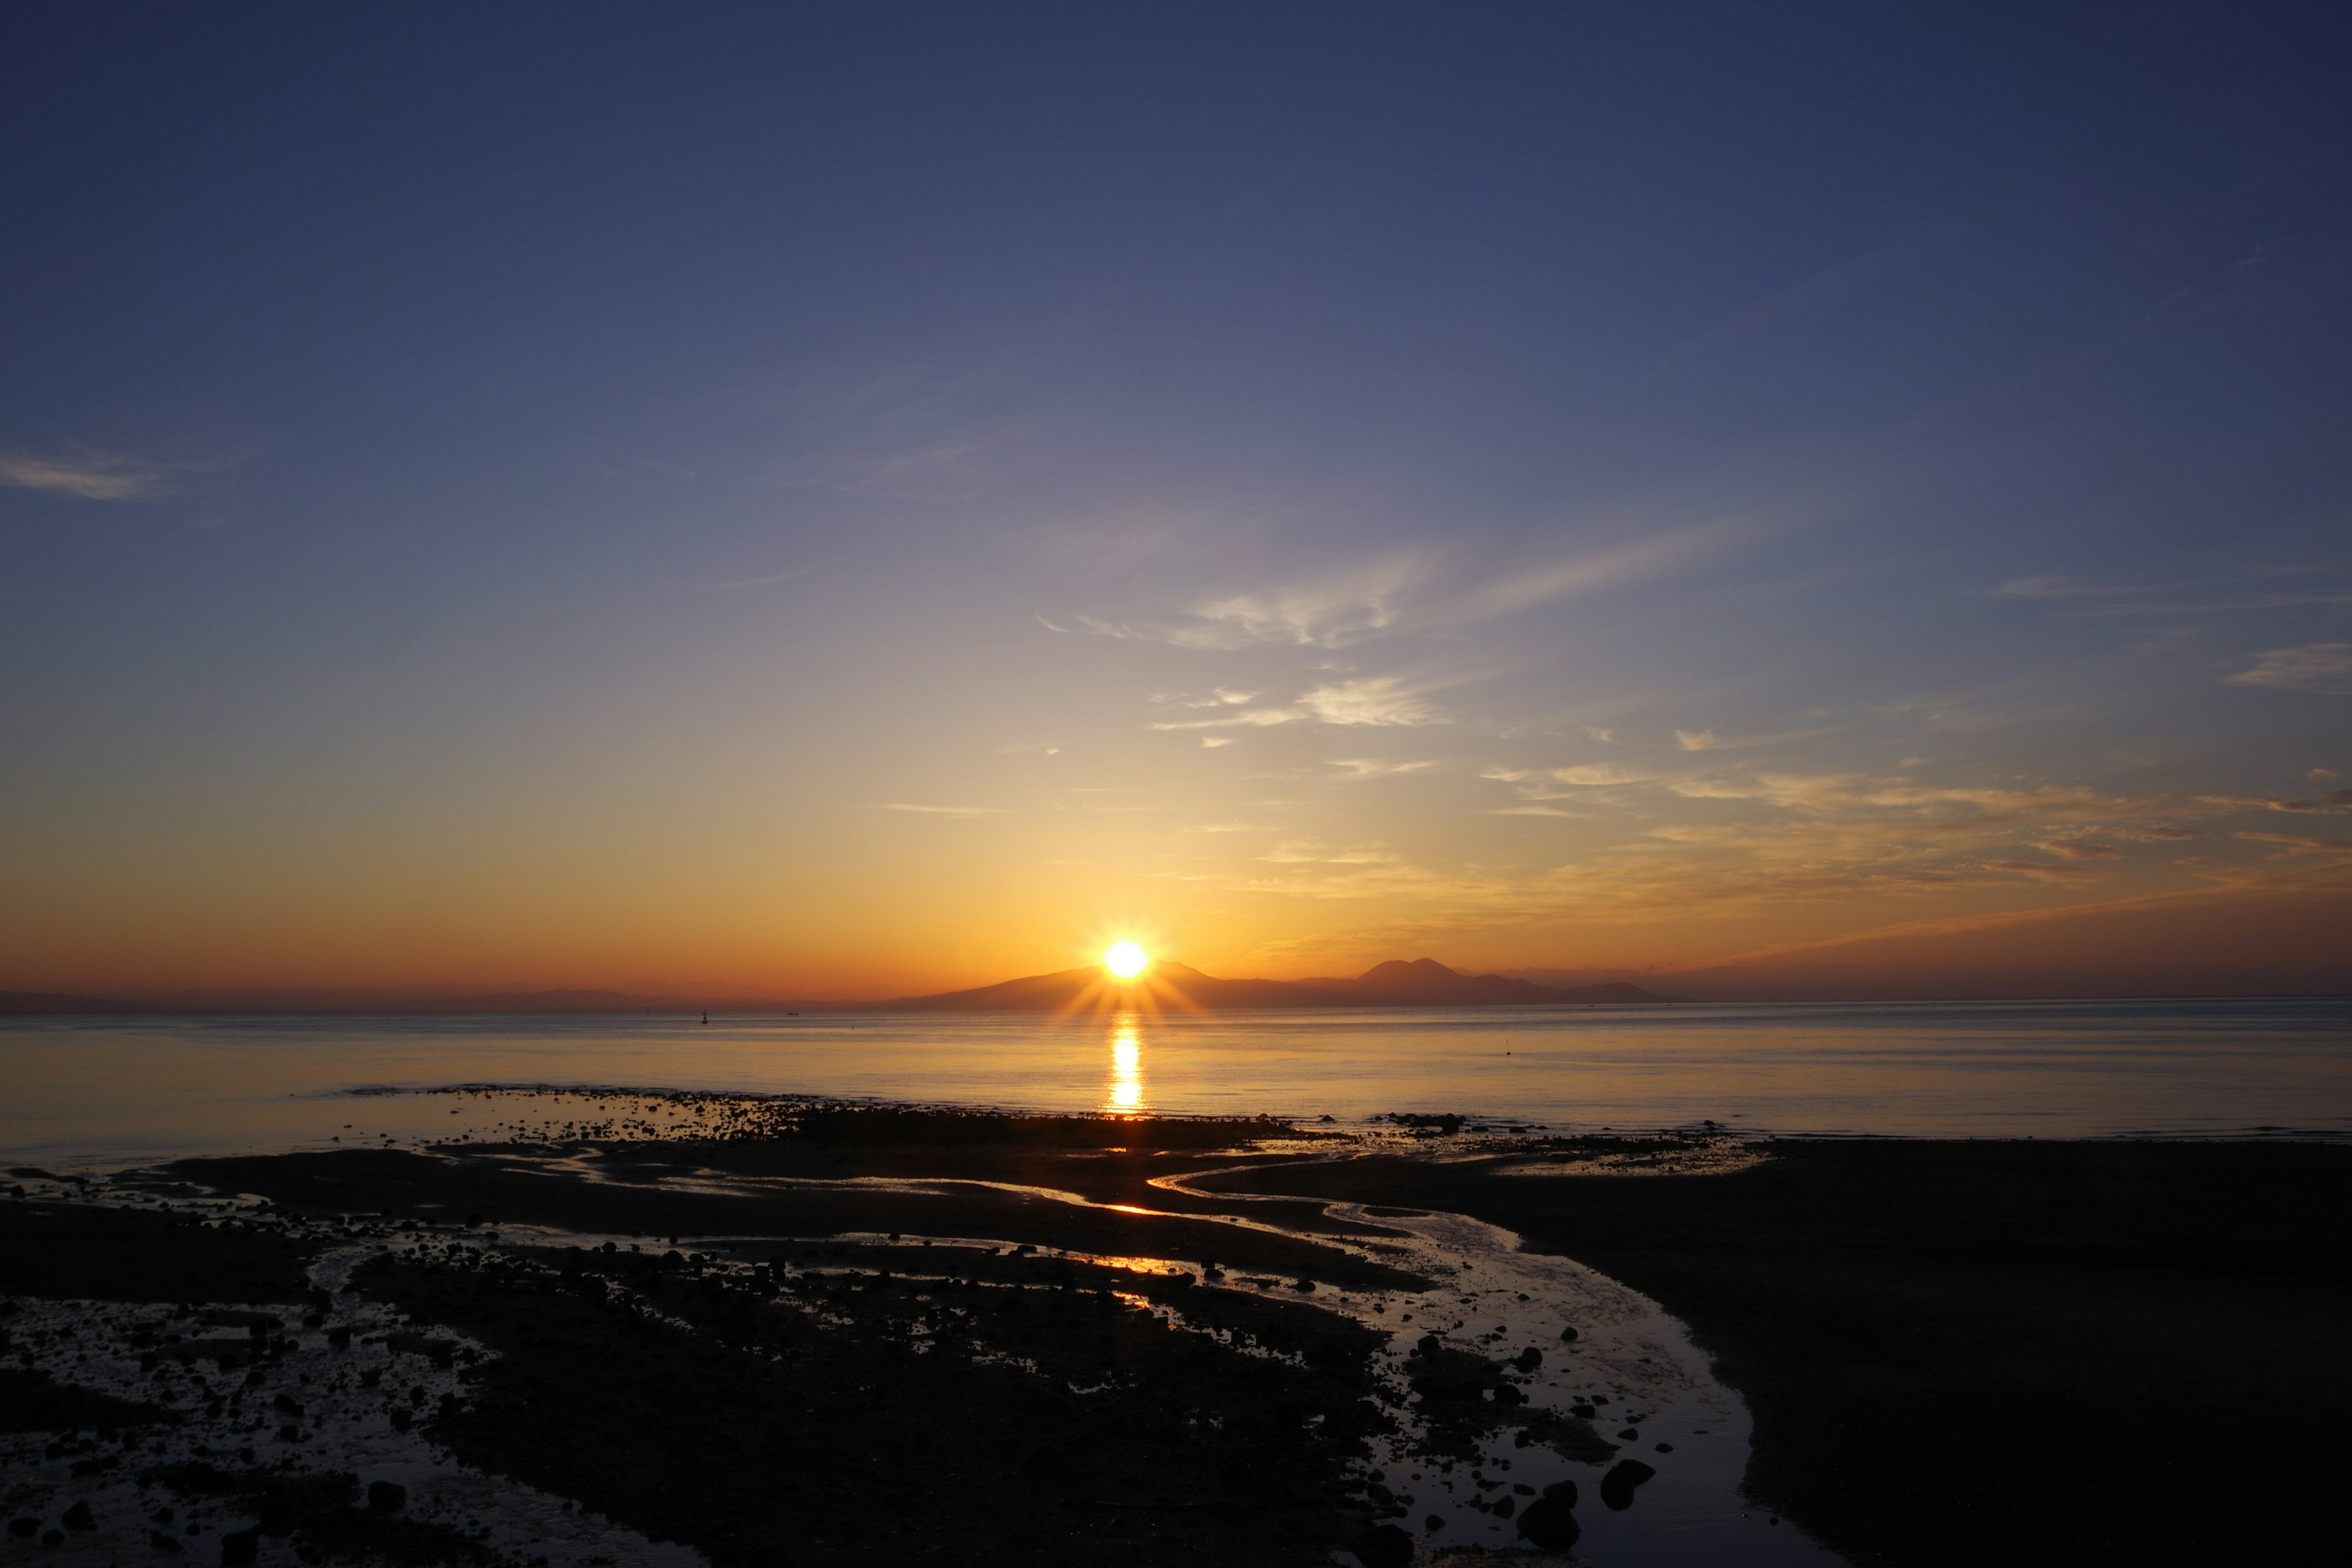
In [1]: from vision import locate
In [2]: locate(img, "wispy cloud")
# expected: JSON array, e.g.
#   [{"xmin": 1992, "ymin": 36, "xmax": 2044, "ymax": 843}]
[
  {"xmin": 0, "ymin": 448, "xmax": 174, "ymax": 501},
  {"xmin": 1990, "ymin": 575, "xmax": 2149, "ymax": 600},
  {"xmin": 1326, "ymin": 758, "xmax": 1436, "ymax": 780},
  {"xmin": 2236, "ymin": 831, "xmax": 2352, "ymax": 853},
  {"xmin": 1054, "ymin": 523, "xmax": 1747, "ymax": 652},
  {"xmin": 1297, "ymin": 676, "xmax": 1442, "ymax": 726},
  {"xmin": 2198, "ymin": 788, "xmax": 2352, "ymax": 815},
  {"xmin": 1673, "ymin": 725, "xmax": 1838, "ymax": 752},
  {"xmin": 1148, "ymin": 675, "xmax": 1446, "ymax": 731},
  {"xmin": 1262, "ymin": 841, "xmax": 1402, "ymax": 865},
  {"xmin": 2035, "ymin": 840, "xmax": 2124, "ymax": 861},
  {"xmin": 2223, "ymin": 644, "xmax": 2352, "ymax": 696}
]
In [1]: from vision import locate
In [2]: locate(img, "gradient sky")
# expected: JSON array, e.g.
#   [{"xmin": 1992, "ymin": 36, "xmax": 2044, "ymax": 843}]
[{"xmin": 3, "ymin": 2, "xmax": 2348, "ymax": 998}]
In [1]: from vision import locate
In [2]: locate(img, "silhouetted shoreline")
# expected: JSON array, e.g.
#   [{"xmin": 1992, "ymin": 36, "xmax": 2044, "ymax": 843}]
[{"xmin": 4, "ymin": 1106, "xmax": 2345, "ymax": 1565}]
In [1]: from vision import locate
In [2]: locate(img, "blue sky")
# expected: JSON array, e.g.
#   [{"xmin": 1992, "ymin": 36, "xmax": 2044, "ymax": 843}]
[{"xmin": 2, "ymin": 2, "xmax": 2348, "ymax": 995}]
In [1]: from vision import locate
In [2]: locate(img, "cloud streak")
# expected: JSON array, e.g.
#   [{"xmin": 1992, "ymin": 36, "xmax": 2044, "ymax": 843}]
[
  {"xmin": 0, "ymin": 448, "xmax": 174, "ymax": 501},
  {"xmin": 1057, "ymin": 522, "xmax": 1749, "ymax": 652},
  {"xmin": 1148, "ymin": 675, "xmax": 1446, "ymax": 731},
  {"xmin": 2224, "ymin": 644, "xmax": 2352, "ymax": 696}
]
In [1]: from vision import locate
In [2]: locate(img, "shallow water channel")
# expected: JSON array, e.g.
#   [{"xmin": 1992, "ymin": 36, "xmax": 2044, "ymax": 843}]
[{"xmin": 4, "ymin": 1145, "xmax": 1845, "ymax": 1568}]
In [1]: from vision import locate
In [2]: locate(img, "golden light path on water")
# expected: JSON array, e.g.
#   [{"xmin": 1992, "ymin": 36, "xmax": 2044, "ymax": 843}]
[{"xmin": 1105, "ymin": 1012, "xmax": 1145, "ymax": 1112}]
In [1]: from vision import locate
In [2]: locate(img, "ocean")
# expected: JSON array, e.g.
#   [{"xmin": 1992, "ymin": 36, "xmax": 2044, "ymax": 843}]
[{"xmin": 6, "ymin": 995, "xmax": 2348, "ymax": 1169}]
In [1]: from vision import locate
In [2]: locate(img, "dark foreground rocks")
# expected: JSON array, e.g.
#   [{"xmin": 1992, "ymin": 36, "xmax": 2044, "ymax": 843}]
[
  {"xmin": 1202, "ymin": 1135, "xmax": 2352, "ymax": 1567},
  {"xmin": 344, "ymin": 1239, "xmax": 1396, "ymax": 1567}
]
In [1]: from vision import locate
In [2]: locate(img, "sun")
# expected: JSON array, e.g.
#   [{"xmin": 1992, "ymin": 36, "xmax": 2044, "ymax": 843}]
[{"xmin": 1102, "ymin": 940, "xmax": 1151, "ymax": 980}]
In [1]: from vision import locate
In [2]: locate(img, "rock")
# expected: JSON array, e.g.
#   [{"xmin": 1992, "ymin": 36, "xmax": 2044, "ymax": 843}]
[
  {"xmin": 1600, "ymin": 1458, "xmax": 1658, "ymax": 1511},
  {"xmin": 1569, "ymin": 1403, "xmax": 1596, "ymax": 1417},
  {"xmin": 1618, "ymin": 1428, "xmax": 1640, "ymax": 1440},
  {"xmin": 1423, "ymin": 1515, "xmax": 1446, "ymax": 1533},
  {"xmin": 1517, "ymin": 1496, "xmax": 1581, "ymax": 1551},
  {"xmin": 1513, "ymin": 1347, "xmax": 1543, "ymax": 1371},
  {"xmin": 1352, "ymin": 1523, "xmax": 1414, "ymax": 1567},
  {"xmin": 1493, "ymin": 1493, "xmax": 1516, "ymax": 1518},
  {"xmin": 6, "ymin": 1520, "xmax": 35, "ymax": 1539},
  {"xmin": 365, "ymin": 1481, "xmax": 406, "ymax": 1513},
  {"xmin": 1408, "ymin": 1346, "xmax": 1501, "ymax": 1401},
  {"xmin": 1542, "ymin": 1479, "xmax": 1578, "ymax": 1506},
  {"xmin": 219, "ymin": 1529, "xmax": 259, "ymax": 1565},
  {"xmin": 1491, "ymin": 1383, "xmax": 1527, "ymax": 1405},
  {"xmin": 148, "ymin": 1529, "xmax": 185, "ymax": 1553},
  {"xmin": 388, "ymin": 1409, "xmax": 412, "ymax": 1432},
  {"xmin": 276, "ymin": 1423, "xmax": 301, "ymax": 1442},
  {"xmin": 1559, "ymin": 1325, "xmax": 1580, "ymax": 1342},
  {"xmin": 61, "ymin": 1502, "xmax": 93, "ymax": 1531},
  {"xmin": 326, "ymin": 1327, "xmax": 352, "ymax": 1351},
  {"xmin": 1656, "ymin": 1442, "xmax": 1675, "ymax": 1452}
]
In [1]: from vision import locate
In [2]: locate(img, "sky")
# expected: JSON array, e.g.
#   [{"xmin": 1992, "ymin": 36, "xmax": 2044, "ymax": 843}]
[{"xmin": 2, "ymin": 1, "xmax": 2348, "ymax": 1000}]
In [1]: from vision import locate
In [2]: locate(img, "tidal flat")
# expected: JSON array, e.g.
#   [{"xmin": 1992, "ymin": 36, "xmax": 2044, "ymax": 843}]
[{"xmin": 3, "ymin": 1096, "xmax": 2345, "ymax": 1566}]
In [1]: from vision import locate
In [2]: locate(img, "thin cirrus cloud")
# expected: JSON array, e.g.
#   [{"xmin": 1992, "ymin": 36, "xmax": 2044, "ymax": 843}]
[
  {"xmin": 1052, "ymin": 523, "xmax": 1747, "ymax": 652},
  {"xmin": 0, "ymin": 448, "xmax": 174, "ymax": 501},
  {"xmin": 1483, "ymin": 764, "xmax": 1658, "ymax": 789},
  {"xmin": 2223, "ymin": 644, "xmax": 2352, "ymax": 695},
  {"xmin": 1990, "ymin": 576, "xmax": 2154, "ymax": 600},
  {"xmin": 1148, "ymin": 676, "xmax": 1444, "ymax": 731},
  {"xmin": 1325, "ymin": 758, "xmax": 1437, "ymax": 780},
  {"xmin": 1674, "ymin": 726, "xmax": 1841, "ymax": 752},
  {"xmin": 2234, "ymin": 831, "xmax": 2352, "ymax": 853}
]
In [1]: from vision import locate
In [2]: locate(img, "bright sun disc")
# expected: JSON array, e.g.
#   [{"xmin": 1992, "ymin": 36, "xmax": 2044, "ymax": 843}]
[{"xmin": 1103, "ymin": 940, "xmax": 1150, "ymax": 979}]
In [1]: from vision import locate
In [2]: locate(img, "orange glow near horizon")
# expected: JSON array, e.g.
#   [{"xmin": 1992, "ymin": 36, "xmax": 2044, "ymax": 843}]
[{"xmin": 1102, "ymin": 940, "xmax": 1150, "ymax": 980}]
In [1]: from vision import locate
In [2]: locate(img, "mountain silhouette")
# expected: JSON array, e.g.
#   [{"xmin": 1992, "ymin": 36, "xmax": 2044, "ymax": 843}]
[
  {"xmin": 0, "ymin": 989, "xmax": 153, "ymax": 1014},
  {"xmin": 874, "ymin": 957, "xmax": 1664, "ymax": 1012}
]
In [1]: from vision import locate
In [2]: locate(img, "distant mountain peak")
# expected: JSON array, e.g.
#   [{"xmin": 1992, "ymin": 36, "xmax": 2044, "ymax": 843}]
[{"xmin": 1359, "ymin": 957, "xmax": 1461, "ymax": 981}]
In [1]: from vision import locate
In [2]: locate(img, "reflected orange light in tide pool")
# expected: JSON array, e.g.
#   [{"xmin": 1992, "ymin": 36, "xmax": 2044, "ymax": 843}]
[{"xmin": 1106, "ymin": 1013, "xmax": 1145, "ymax": 1112}]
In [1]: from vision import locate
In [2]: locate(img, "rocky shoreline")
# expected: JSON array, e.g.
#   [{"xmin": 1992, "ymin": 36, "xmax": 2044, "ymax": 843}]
[{"xmin": 7, "ymin": 1101, "xmax": 2343, "ymax": 1565}]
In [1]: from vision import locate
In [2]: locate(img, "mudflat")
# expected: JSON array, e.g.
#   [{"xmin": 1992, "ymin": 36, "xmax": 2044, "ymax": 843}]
[
  {"xmin": 1200, "ymin": 1136, "xmax": 2352, "ymax": 1566},
  {"xmin": 4, "ymin": 1111, "xmax": 2345, "ymax": 1566}
]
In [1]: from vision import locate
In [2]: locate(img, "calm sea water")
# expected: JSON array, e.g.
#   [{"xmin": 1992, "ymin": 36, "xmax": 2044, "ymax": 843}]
[{"xmin": 6, "ymin": 997, "xmax": 2348, "ymax": 1169}]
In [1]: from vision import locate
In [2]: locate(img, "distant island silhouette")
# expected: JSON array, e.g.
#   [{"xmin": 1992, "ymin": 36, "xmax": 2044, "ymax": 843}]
[
  {"xmin": 0, "ymin": 960, "xmax": 1665, "ymax": 1015},
  {"xmin": 882, "ymin": 957, "xmax": 1667, "ymax": 1012}
]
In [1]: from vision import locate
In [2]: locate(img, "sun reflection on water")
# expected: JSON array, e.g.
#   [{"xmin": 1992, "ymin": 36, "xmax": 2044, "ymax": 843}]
[{"xmin": 1105, "ymin": 1013, "xmax": 1146, "ymax": 1112}]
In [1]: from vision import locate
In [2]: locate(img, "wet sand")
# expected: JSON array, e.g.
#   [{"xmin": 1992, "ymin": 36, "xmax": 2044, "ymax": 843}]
[{"xmin": 5, "ymin": 1105, "xmax": 2345, "ymax": 1565}]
